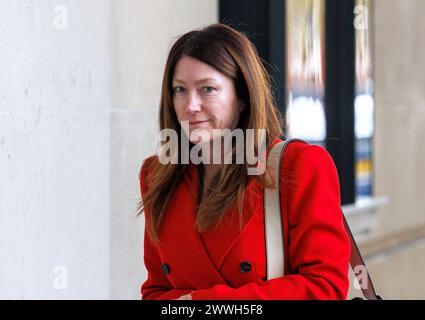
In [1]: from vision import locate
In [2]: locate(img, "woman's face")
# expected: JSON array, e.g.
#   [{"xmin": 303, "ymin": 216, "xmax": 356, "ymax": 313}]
[{"xmin": 172, "ymin": 56, "xmax": 244, "ymax": 144}]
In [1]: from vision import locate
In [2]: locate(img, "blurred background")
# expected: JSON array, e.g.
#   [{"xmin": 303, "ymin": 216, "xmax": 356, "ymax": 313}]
[{"xmin": 0, "ymin": 0, "xmax": 424, "ymax": 299}]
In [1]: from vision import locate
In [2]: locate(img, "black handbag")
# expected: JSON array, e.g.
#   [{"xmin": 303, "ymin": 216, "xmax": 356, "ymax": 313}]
[{"xmin": 264, "ymin": 138, "xmax": 382, "ymax": 300}]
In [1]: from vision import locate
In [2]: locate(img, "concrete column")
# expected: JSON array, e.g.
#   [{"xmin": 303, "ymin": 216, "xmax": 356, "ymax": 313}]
[
  {"xmin": 0, "ymin": 0, "xmax": 112, "ymax": 299},
  {"xmin": 0, "ymin": 0, "xmax": 217, "ymax": 299}
]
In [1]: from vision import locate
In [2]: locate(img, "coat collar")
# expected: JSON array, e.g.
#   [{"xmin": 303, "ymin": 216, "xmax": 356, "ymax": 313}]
[{"xmin": 157, "ymin": 138, "xmax": 282, "ymax": 289}]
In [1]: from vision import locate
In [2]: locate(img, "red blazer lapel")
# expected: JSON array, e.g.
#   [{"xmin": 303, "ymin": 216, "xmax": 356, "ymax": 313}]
[
  {"xmin": 199, "ymin": 138, "xmax": 281, "ymax": 270},
  {"xmin": 157, "ymin": 138, "xmax": 281, "ymax": 289},
  {"xmin": 158, "ymin": 164, "xmax": 229, "ymax": 289},
  {"xmin": 199, "ymin": 176, "xmax": 263, "ymax": 270}
]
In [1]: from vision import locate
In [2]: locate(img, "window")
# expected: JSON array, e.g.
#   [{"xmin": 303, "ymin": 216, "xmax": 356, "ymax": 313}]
[
  {"xmin": 220, "ymin": 0, "xmax": 382, "ymax": 210},
  {"xmin": 286, "ymin": 0, "xmax": 326, "ymax": 146},
  {"xmin": 354, "ymin": 0, "xmax": 374, "ymax": 197}
]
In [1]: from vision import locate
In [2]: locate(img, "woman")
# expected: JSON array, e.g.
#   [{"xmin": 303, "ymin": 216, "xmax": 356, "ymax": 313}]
[{"xmin": 138, "ymin": 23, "xmax": 350, "ymax": 300}]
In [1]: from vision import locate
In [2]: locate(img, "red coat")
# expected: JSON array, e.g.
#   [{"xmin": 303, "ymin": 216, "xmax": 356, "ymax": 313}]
[{"xmin": 139, "ymin": 138, "xmax": 350, "ymax": 300}]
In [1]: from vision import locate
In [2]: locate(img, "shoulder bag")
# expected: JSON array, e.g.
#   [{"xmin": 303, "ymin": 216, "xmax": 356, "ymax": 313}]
[{"xmin": 264, "ymin": 138, "xmax": 382, "ymax": 300}]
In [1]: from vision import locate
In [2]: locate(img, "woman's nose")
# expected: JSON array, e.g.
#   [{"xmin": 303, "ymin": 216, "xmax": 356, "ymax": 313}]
[{"xmin": 185, "ymin": 91, "xmax": 202, "ymax": 113}]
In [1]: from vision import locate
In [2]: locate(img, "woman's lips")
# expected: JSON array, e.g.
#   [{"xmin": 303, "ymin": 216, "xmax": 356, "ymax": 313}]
[
  {"xmin": 189, "ymin": 120, "xmax": 208, "ymax": 124},
  {"xmin": 189, "ymin": 120, "xmax": 210, "ymax": 125}
]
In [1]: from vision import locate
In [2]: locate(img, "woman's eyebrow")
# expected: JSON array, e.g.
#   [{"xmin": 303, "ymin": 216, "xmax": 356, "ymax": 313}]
[{"xmin": 172, "ymin": 77, "xmax": 219, "ymax": 84}]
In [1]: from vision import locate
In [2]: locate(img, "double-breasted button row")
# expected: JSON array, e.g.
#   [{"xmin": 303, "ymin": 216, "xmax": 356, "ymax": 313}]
[{"xmin": 161, "ymin": 261, "xmax": 252, "ymax": 274}]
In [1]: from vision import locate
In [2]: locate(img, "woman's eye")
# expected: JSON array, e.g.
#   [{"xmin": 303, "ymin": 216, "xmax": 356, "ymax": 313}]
[
  {"xmin": 202, "ymin": 86, "xmax": 216, "ymax": 94},
  {"xmin": 173, "ymin": 86, "xmax": 185, "ymax": 94}
]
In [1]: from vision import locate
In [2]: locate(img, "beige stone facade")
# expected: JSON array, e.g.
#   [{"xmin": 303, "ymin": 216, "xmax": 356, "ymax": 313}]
[{"xmin": 348, "ymin": 0, "xmax": 425, "ymax": 299}]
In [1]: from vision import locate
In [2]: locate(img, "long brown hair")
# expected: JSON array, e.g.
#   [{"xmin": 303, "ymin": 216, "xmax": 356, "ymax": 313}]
[{"xmin": 138, "ymin": 23, "xmax": 284, "ymax": 242}]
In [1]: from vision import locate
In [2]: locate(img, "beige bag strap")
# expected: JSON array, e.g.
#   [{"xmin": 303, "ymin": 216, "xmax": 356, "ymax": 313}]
[
  {"xmin": 264, "ymin": 138, "xmax": 305, "ymax": 280},
  {"xmin": 264, "ymin": 139, "xmax": 382, "ymax": 300}
]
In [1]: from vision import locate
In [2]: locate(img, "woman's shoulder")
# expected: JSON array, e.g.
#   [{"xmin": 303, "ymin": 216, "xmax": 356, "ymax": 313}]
[
  {"xmin": 139, "ymin": 154, "xmax": 158, "ymax": 176},
  {"xmin": 269, "ymin": 138, "xmax": 337, "ymax": 180},
  {"xmin": 139, "ymin": 154, "xmax": 159, "ymax": 191},
  {"xmin": 280, "ymin": 139, "xmax": 339, "ymax": 185},
  {"xmin": 282, "ymin": 140, "xmax": 333, "ymax": 166}
]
